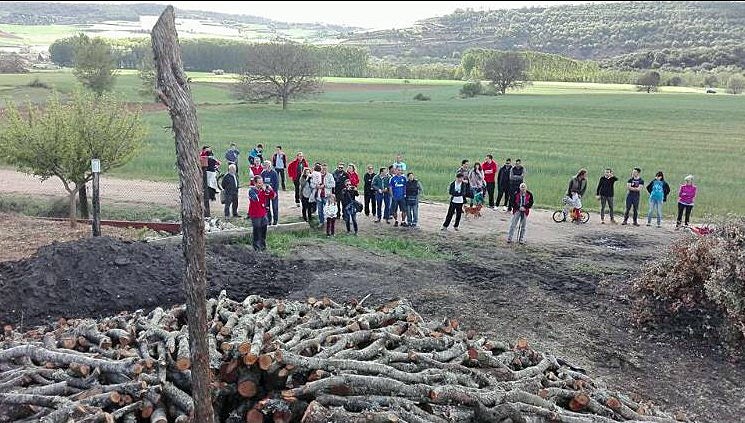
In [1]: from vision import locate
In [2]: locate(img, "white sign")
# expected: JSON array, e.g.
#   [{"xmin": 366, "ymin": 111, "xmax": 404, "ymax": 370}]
[{"xmin": 91, "ymin": 159, "xmax": 101, "ymax": 173}]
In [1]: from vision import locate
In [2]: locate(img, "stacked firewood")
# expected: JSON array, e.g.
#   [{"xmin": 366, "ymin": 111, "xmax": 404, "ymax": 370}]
[{"xmin": 0, "ymin": 292, "xmax": 683, "ymax": 422}]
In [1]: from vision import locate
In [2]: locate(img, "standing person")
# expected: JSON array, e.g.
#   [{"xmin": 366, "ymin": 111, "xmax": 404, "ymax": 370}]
[
  {"xmin": 496, "ymin": 158, "xmax": 512, "ymax": 210},
  {"xmin": 288, "ymin": 152, "xmax": 309, "ymax": 208},
  {"xmin": 389, "ymin": 167, "xmax": 408, "ymax": 226},
  {"xmin": 676, "ymin": 175, "xmax": 697, "ymax": 228},
  {"xmin": 646, "ymin": 171, "xmax": 670, "ymax": 228},
  {"xmin": 300, "ymin": 167, "xmax": 315, "ymax": 222},
  {"xmin": 507, "ymin": 159, "xmax": 525, "ymax": 212},
  {"xmin": 405, "ymin": 172, "xmax": 423, "ymax": 228},
  {"xmin": 221, "ymin": 164, "xmax": 240, "ymax": 218},
  {"xmin": 565, "ymin": 169, "xmax": 588, "ymax": 222},
  {"xmin": 224, "ymin": 143, "xmax": 240, "ymax": 174},
  {"xmin": 506, "ymin": 183, "xmax": 534, "ymax": 244},
  {"xmin": 271, "ymin": 146, "xmax": 287, "ymax": 191},
  {"xmin": 324, "ymin": 194, "xmax": 338, "ymax": 237},
  {"xmin": 249, "ymin": 160, "xmax": 263, "ymax": 184},
  {"xmin": 333, "ymin": 162, "xmax": 349, "ymax": 219},
  {"xmin": 372, "ymin": 167, "xmax": 389, "ymax": 223},
  {"xmin": 441, "ymin": 173, "xmax": 467, "ymax": 231},
  {"xmin": 468, "ymin": 162, "xmax": 485, "ymax": 207},
  {"xmin": 383, "ymin": 166, "xmax": 393, "ymax": 223},
  {"xmin": 622, "ymin": 168, "xmax": 644, "ymax": 226},
  {"xmin": 457, "ymin": 159, "xmax": 470, "ymax": 176},
  {"xmin": 249, "ymin": 143, "xmax": 263, "ymax": 166},
  {"xmin": 340, "ymin": 180, "xmax": 360, "ymax": 235},
  {"xmin": 248, "ymin": 176, "xmax": 275, "ymax": 251},
  {"xmin": 393, "ymin": 154, "xmax": 407, "ymax": 171},
  {"xmin": 314, "ymin": 163, "xmax": 335, "ymax": 226},
  {"xmin": 261, "ymin": 161, "xmax": 280, "ymax": 225},
  {"xmin": 596, "ymin": 168, "xmax": 618, "ymax": 224},
  {"xmin": 481, "ymin": 155, "xmax": 498, "ymax": 209},
  {"xmin": 363, "ymin": 165, "xmax": 376, "ymax": 217},
  {"xmin": 347, "ymin": 163, "xmax": 360, "ymax": 188}
]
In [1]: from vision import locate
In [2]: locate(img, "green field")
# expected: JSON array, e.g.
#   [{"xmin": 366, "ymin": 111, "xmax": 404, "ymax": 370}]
[{"xmin": 1, "ymin": 71, "xmax": 743, "ymax": 216}]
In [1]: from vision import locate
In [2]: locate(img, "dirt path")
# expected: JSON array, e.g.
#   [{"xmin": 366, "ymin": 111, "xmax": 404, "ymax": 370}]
[{"xmin": 0, "ymin": 168, "xmax": 676, "ymax": 246}]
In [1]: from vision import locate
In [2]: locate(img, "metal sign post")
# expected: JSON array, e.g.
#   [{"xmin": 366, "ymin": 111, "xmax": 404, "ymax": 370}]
[{"xmin": 91, "ymin": 159, "xmax": 101, "ymax": 237}]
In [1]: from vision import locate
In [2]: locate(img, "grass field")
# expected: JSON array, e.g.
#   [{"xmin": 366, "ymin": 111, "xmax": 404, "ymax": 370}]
[{"xmin": 1, "ymin": 71, "xmax": 743, "ymax": 216}]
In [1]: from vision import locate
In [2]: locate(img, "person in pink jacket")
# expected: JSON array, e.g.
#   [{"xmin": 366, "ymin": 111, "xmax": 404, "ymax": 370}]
[{"xmin": 676, "ymin": 175, "xmax": 697, "ymax": 229}]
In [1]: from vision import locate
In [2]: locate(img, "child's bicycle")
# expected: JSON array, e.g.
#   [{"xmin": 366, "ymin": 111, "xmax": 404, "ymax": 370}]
[{"xmin": 552, "ymin": 197, "xmax": 590, "ymax": 223}]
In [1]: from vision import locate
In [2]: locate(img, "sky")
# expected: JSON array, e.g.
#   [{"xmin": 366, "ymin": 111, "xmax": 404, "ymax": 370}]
[{"xmin": 37, "ymin": 1, "xmax": 601, "ymax": 29}]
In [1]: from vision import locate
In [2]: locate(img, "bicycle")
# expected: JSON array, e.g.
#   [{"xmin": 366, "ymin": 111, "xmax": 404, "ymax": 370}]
[{"xmin": 552, "ymin": 196, "xmax": 590, "ymax": 224}]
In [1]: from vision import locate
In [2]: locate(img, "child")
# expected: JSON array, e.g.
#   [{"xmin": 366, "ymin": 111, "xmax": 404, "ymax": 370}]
[{"xmin": 324, "ymin": 194, "xmax": 338, "ymax": 236}]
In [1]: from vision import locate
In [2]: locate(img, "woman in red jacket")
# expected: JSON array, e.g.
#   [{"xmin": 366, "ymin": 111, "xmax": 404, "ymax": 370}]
[
  {"xmin": 287, "ymin": 152, "xmax": 309, "ymax": 207},
  {"xmin": 347, "ymin": 163, "xmax": 360, "ymax": 188},
  {"xmin": 247, "ymin": 176, "xmax": 276, "ymax": 251}
]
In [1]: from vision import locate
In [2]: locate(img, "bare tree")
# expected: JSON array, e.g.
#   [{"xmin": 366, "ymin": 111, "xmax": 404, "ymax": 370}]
[
  {"xmin": 727, "ymin": 75, "xmax": 744, "ymax": 95},
  {"xmin": 235, "ymin": 43, "xmax": 321, "ymax": 110},
  {"xmin": 151, "ymin": 6, "xmax": 215, "ymax": 423},
  {"xmin": 481, "ymin": 52, "xmax": 528, "ymax": 95},
  {"xmin": 637, "ymin": 71, "xmax": 661, "ymax": 93}
]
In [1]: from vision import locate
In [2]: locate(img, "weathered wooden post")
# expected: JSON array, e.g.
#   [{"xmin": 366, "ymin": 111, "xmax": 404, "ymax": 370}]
[
  {"xmin": 91, "ymin": 158, "xmax": 101, "ymax": 236},
  {"xmin": 151, "ymin": 6, "xmax": 215, "ymax": 423}
]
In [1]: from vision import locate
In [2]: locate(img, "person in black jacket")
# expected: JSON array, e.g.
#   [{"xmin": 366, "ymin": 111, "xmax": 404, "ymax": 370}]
[
  {"xmin": 595, "ymin": 168, "xmax": 618, "ymax": 224},
  {"xmin": 333, "ymin": 162, "xmax": 349, "ymax": 218},
  {"xmin": 496, "ymin": 158, "xmax": 512, "ymax": 210},
  {"xmin": 441, "ymin": 173, "xmax": 468, "ymax": 231},
  {"xmin": 340, "ymin": 180, "xmax": 360, "ymax": 235},
  {"xmin": 221, "ymin": 164, "xmax": 240, "ymax": 218},
  {"xmin": 363, "ymin": 165, "xmax": 376, "ymax": 217}
]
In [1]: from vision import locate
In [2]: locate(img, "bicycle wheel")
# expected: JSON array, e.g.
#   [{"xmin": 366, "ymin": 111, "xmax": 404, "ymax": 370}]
[
  {"xmin": 552, "ymin": 210, "xmax": 566, "ymax": 223},
  {"xmin": 580, "ymin": 210, "xmax": 590, "ymax": 223}
]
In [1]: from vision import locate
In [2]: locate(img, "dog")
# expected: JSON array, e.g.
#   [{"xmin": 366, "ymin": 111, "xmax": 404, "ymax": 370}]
[{"xmin": 463, "ymin": 204, "xmax": 483, "ymax": 219}]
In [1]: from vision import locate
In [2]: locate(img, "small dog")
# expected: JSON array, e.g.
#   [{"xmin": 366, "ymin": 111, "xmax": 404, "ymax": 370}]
[{"xmin": 463, "ymin": 204, "xmax": 483, "ymax": 218}]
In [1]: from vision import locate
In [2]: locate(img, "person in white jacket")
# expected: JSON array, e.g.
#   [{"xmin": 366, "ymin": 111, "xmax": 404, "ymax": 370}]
[
  {"xmin": 313, "ymin": 163, "xmax": 336, "ymax": 226},
  {"xmin": 323, "ymin": 194, "xmax": 338, "ymax": 236}
]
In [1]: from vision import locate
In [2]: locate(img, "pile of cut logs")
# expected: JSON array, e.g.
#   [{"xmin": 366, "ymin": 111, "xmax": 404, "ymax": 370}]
[{"xmin": 0, "ymin": 293, "xmax": 684, "ymax": 422}]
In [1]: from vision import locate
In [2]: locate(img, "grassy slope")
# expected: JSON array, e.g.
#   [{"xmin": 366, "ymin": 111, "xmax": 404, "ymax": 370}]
[{"xmin": 1, "ymin": 71, "xmax": 742, "ymax": 216}]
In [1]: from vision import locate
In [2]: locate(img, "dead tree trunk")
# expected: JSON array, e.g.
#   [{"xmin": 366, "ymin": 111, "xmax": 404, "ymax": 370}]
[{"xmin": 151, "ymin": 6, "xmax": 215, "ymax": 423}]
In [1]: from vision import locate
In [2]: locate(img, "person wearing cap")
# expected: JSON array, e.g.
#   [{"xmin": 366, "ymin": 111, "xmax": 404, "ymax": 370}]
[
  {"xmin": 676, "ymin": 175, "xmax": 697, "ymax": 229},
  {"xmin": 442, "ymin": 172, "xmax": 467, "ymax": 231},
  {"xmin": 333, "ymin": 162, "xmax": 349, "ymax": 219},
  {"xmin": 271, "ymin": 145, "xmax": 287, "ymax": 191},
  {"xmin": 507, "ymin": 182, "xmax": 534, "ymax": 244}
]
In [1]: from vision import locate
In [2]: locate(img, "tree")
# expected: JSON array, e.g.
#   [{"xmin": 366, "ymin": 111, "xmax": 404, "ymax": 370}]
[
  {"xmin": 72, "ymin": 34, "xmax": 118, "ymax": 95},
  {"xmin": 727, "ymin": 75, "xmax": 744, "ymax": 94},
  {"xmin": 636, "ymin": 71, "xmax": 661, "ymax": 93},
  {"xmin": 703, "ymin": 74, "xmax": 719, "ymax": 88},
  {"xmin": 137, "ymin": 57, "xmax": 159, "ymax": 102},
  {"xmin": 481, "ymin": 52, "xmax": 528, "ymax": 95},
  {"xmin": 152, "ymin": 6, "xmax": 215, "ymax": 423},
  {"xmin": 49, "ymin": 37, "xmax": 76, "ymax": 67},
  {"xmin": 0, "ymin": 53, "xmax": 30, "ymax": 73},
  {"xmin": 0, "ymin": 92, "xmax": 145, "ymax": 226},
  {"xmin": 235, "ymin": 43, "xmax": 321, "ymax": 110}
]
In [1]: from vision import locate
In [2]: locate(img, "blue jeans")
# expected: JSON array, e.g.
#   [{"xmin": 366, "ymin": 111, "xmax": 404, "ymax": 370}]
[
  {"xmin": 316, "ymin": 197, "xmax": 327, "ymax": 225},
  {"xmin": 375, "ymin": 192, "xmax": 391, "ymax": 220},
  {"xmin": 266, "ymin": 197, "xmax": 279, "ymax": 225},
  {"xmin": 647, "ymin": 198, "xmax": 663, "ymax": 225},
  {"xmin": 343, "ymin": 205, "xmax": 358, "ymax": 233},
  {"xmin": 406, "ymin": 197, "xmax": 419, "ymax": 226}
]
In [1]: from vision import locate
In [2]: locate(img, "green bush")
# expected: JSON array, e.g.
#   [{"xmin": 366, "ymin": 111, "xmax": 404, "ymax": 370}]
[
  {"xmin": 27, "ymin": 78, "xmax": 51, "ymax": 89},
  {"xmin": 413, "ymin": 93, "xmax": 431, "ymax": 101},
  {"xmin": 459, "ymin": 81, "xmax": 483, "ymax": 98}
]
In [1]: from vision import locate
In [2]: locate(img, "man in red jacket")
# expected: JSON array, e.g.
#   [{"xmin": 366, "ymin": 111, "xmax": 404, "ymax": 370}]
[
  {"xmin": 481, "ymin": 154, "xmax": 498, "ymax": 210},
  {"xmin": 248, "ymin": 175, "xmax": 276, "ymax": 251},
  {"xmin": 287, "ymin": 151, "xmax": 309, "ymax": 208}
]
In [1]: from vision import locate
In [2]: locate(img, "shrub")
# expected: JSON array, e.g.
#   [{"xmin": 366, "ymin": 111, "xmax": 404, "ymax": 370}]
[
  {"xmin": 460, "ymin": 81, "xmax": 483, "ymax": 98},
  {"xmin": 727, "ymin": 75, "xmax": 744, "ymax": 95},
  {"xmin": 666, "ymin": 75, "xmax": 684, "ymax": 86},
  {"xmin": 413, "ymin": 93, "xmax": 431, "ymax": 101},
  {"xmin": 27, "ymin": 78, "xmax": 50, "ymax": 89},
  {"xmin": 632, "ymin": 217, "xmax": 745, "ymax": 348}
]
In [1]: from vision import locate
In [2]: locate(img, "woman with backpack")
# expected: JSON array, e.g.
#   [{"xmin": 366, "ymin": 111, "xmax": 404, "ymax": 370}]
[{"xmin": 646, "ymin": 171, "xmax": 671, "ymax": 228}]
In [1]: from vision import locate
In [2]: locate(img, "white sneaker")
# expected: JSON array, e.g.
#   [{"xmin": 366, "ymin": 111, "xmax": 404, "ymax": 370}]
[{"xmin": 492, "ymin": 206, "xmax": 498, "ymax": 210}]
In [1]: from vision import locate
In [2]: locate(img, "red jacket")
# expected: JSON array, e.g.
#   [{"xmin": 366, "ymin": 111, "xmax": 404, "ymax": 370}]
[
  {"xmin": 247, "ymin": 186, "xmax": 276, "ymax": 219},
  {"xmin": 348, "ymin": 171, "xmax": 360, "ymax": 187},
  {"xmin": 287, "ymin": 158, "xmax": 309, "ymax": 181},
  {"xmin": 512, "ymin": 190, "xmax": 534, "ymax": 216},
  {"xmin": 482, "ymin": 160, "xmax": 498, "ymax": 183},
  {"xmin": 249, "ymin": 164, "xmax": 264, "ymax": 178}
]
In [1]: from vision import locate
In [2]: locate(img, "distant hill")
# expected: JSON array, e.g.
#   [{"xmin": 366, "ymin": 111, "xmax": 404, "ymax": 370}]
[{"xmin": 344, "ymin": 1, "xmax": 745, "ymax": 70}]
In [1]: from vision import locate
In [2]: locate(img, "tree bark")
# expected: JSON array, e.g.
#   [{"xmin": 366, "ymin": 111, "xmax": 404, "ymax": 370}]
[
  {"xmin": 151, "ymin": 6, "xmax": 215, "ymax": 423},
  {"xmin": 79, "ymin": 183, "xmax": 89, "ymax": 219}
]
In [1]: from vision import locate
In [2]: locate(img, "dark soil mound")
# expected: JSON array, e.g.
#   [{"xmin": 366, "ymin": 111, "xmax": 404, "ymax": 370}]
[{"xmin": 0, "ymin": 237, "xmax": 307, "ymax": 327}]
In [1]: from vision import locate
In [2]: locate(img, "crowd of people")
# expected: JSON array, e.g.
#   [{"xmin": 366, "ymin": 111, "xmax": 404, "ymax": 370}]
[{"xmin": 200, "ymin": 143, "xmax": 699, "ymax": 250}]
